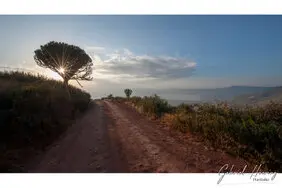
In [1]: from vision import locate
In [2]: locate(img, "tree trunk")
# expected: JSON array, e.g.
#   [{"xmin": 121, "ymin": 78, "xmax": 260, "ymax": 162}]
[
  {"xmin": 64, "ymin": 79, "xmax": 69, "ymax": 87},
  {"xmin": 63, "ymin": 79, "xmax": 71, "ymax": 99}
]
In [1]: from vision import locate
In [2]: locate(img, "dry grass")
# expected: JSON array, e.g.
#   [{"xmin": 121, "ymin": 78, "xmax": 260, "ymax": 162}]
[{"xmin": 120, "ymin": 95, "xmax": 282, "ymax": 172}]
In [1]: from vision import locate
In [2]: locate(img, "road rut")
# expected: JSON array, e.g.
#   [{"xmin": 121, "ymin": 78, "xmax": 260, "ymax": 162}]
[{"xmin": 29, "ymin": 100, "xmax": 252, "ymax": 173}]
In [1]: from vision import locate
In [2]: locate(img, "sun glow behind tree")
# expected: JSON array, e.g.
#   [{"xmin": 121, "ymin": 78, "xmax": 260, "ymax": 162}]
[{"xmin": 34, "ymin": 41, "xmax": 93, "ymax": 87}]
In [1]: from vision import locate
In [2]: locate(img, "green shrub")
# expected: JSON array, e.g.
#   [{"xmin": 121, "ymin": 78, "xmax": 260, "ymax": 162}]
[
  {"xmin": 173, "ymin": 102, "xmax": 282, "ymax": 171},
  {"xmin": 130, "ymin": 94, "xmax": 173, "ymax": 117}
]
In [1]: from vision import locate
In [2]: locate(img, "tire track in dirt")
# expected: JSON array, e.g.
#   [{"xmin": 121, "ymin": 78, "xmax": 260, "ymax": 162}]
[
  {"xmin": 28, "ymin": 101, "xmax": 126, "ymax": 173},
  {"xmin": 104, "ymin": 101, "xmax": 253, "ymax": 173},
  {"xmin": 28, "ymin": 100, "xmax": 253, "ymax": 173},
  {"xmin": 104, "ymin": 101, "xmax": 187, "ymax": 172}
]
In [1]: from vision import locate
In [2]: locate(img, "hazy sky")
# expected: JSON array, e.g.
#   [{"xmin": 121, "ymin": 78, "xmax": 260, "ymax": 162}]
[{"xmin": 0, "ymin": 15, "xmax": 282, "ymax": 99}]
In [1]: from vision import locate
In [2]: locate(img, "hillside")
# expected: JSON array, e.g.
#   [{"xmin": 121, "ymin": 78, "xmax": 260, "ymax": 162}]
[
  {"xmin": 0, "ymin": 71, "xmax": 91, "ymax": 172},
  {"xmin": 172, "ymin": 86, "xmax": 276, "ymax": 101},
  {"xmin": 232, "ymin": 86, "xmax": 282, "ymax": 105},
  {"xmin": 131, "ymin": 86, "xmax": 276, "ymax": 104},
  {"xmin": 1, "ymin": 72, "xmax": 281, "ymax": 172},
  {"xmin": 125, "ymin": 95, "xmax": 282, "ymax": 171}
]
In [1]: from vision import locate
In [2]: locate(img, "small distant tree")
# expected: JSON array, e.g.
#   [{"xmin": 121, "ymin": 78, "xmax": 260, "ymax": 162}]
[
  {"xmin": 34, "ymin": 41, "xmax": 93, "ymax": 87},
  {"xmin": 124, "ymin": 88, "xmax": 133, "ymax": 99},
  {"xmin": 107, "ymin": 94, "xmax": 113, "ymax": 99}
]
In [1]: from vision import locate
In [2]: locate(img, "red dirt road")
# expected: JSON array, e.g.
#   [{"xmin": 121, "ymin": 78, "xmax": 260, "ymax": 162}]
[{"xmin": 29, "ymin": 100, "xmax": 252, "ymax": 173}]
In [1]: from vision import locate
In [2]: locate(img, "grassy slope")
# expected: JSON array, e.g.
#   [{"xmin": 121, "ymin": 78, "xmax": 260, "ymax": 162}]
[
  {"xmin": 0, "ymin": 71, "xmax": 91, "ymax": 172},
  {"xmin": 117, "ymin": 95, "xmax": 282, "ymax": 172}
]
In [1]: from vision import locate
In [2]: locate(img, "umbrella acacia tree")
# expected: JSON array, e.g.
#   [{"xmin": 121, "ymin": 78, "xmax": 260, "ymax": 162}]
[
  {"xmin": 34, "ymin": 41, "xmax": 93, "ymax": 87},
  {"xmin": 124, "ymin": 88, "xmax": 133, "ymax": 99}
]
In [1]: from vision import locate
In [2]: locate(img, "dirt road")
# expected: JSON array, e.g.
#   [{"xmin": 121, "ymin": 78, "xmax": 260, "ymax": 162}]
[{"xmin": 29, "ymin": 100, "xmax": 252, "ymax": 173}]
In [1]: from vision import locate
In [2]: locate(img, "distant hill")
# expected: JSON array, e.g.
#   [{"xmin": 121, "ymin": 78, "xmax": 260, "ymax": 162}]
[
  {"xmin": 232, "ymin": 86, "xmax": 282, "ymax": 105},
  {"xmin": 176, "ymin": 86, "xmax": 277, "ymax": 101},
  {"xmin": 152, "ymin": 86, "xmax": 277, "ymax": 103},
  {"xmin": 131, "ymin": 86, "xmax": 281, "ymax": 105}
]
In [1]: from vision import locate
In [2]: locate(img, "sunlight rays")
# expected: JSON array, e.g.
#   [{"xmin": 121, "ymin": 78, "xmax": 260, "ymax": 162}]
[{"xmin": 58, "ymin": 67, "xmax": 65, "ymax": 74}]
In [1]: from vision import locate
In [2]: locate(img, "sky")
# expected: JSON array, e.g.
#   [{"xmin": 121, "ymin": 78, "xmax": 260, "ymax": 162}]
[{"xmin": 0, "ymin": 15, "xmax": 282, "ymax": 99}]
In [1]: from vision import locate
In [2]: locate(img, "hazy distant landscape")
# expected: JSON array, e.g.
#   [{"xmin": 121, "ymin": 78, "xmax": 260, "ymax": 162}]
[{"xmin": 111, "ymin": 86, "xmax": 282, "ymax": 106}]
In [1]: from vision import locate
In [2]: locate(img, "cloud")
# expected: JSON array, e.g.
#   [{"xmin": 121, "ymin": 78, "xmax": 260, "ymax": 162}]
[
  {"xmin": 85, "ymin": 46, "xmax": 105, "ymax": 54},
  {"xmin": 91, "ymin": 48, "xmax": 197, "ymax": 82},
  {"xmin": 10, "ymin": 46, "xmax": 282, "ymax": 100}
]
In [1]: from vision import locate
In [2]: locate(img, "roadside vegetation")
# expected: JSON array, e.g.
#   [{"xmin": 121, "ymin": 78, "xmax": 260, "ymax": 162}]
[
  {"xmin": 0, "ymin": 71, "xmax": 91, "ymax": 172},
  {"xmin": 109, "ymin": 92, "xmax": 282, "ymax": 172},
  {"xmin": 1, "ymin": 41, "xmax": 93, "ymax": 172}
]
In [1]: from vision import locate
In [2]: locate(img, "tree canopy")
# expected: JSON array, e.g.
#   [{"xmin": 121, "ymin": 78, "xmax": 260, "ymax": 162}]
[
  {"xmin": 34, "ymin": 41, "xmax": 93, "ymax": 86},
  {"xmin": 124, "ymin": 88, "xmax": 133, "ymax": 98}
]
